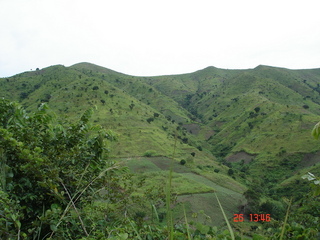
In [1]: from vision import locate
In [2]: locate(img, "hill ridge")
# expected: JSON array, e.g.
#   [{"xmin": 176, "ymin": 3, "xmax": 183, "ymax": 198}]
[{"xmin": 1, "ymin": 62, "xmax": 320, "ymax": 182}]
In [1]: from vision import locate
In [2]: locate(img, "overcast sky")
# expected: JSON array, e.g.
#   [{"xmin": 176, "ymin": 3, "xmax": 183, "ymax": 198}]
[{"xmin": 1, "ymin": 0, "xmax": 320, "ymax": 77}]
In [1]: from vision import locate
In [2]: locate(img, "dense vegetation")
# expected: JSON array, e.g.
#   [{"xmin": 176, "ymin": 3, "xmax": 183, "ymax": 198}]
[{"xmin": 0, "ymin": 63, "xmax": 320, "ymax": 239}]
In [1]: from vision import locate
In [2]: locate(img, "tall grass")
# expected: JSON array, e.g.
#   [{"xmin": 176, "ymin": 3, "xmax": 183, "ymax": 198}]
[
  {"xmin": 279, "ymin": 198, "xmax": 292, "ymax": 240},
  {"xmin": 183, "ymin": 204, "xmax": 192, "ymax": 240},
  {"xmin": 214, "ymin": 192, "xmax": 235, "ymax": 240},
  {"xmin": 47, "ymin": 165, "xmax": 119, "ymax": 239},
  {"xmin": 166, "ymin": 133, "xmax": 177, "ymax": 240}
]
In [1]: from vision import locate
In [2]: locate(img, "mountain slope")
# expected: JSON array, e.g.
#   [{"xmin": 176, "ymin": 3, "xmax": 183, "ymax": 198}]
[
  {"xmin": 0, "ymin": 64, "xmax": 214, "ymax": 165},
  {"xmin": 1, "ymin": 63, "xmax": 320, "ymax": 238},
  {"xmin": 1, "ymin": 63, "xmax": 320, "ymax": 184}
]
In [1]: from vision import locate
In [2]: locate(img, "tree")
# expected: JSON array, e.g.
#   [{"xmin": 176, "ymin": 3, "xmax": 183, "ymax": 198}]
[
  {"xmin": 146, "ymin": 117, "xmax": 154, "ymax": 123},
  {"xmin": 180, "ymin": 159, "xmax": 186, "ymax": 165},
  {"xmin": 0, "ymin": 99, "xmax": 131, "ymax": 239},
  {"xmin": 20, "ymin": 92, "xmax": 29, "ymax": 99},
  {"xmin": 182, "ymin": 137, "xmax": 188, "ymax": 143}
]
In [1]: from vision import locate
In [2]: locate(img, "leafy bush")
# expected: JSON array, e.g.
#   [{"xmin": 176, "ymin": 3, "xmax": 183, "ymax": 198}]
[
  {"xmin": 0, "ymin": 99, "xmax": 133, "ymax": 239},
  {"xmin": 0, "ymin": 189, "xmax": 24, "ymax": 239},
  {"xmin": 227, "ymin": 168, "xmax": 234, "ymax": 176},
  {"xmin": 20, "ymin": 92, "xmax": 29, "ymax": 99},
  {"xmin": 146, "ymin": 117, "xmax": 154, "ymax": 123},
  {"xmin": 254, "ymin": 106, "xmax": 260, "ymax": 113},
  {"xmin": 143, "ymin": 150, "xmax": 157, "ymax": 157}
]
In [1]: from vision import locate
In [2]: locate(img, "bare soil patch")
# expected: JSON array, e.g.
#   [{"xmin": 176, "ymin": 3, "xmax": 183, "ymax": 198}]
[
  {"xmin": 182, "ymin": 123, "xmax": 201, "ymax": 135},
  {"xmin": 301, "ymin": 151, "xmax": 320, "ymax": 167},
  {"xmin": 226, "ymin": 151, "xmax": 255, "ymax": 163}
]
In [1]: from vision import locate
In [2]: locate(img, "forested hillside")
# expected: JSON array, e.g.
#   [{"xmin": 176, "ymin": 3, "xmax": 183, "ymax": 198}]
[{"xmin": 0, "ymin": 63, "xmax": 319, "ymax": 239}]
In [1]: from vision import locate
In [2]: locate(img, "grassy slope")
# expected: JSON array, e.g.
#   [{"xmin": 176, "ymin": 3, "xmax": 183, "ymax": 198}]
[
  {"xmin": 1, "ymin": 62, "xmax": 320, "ymax": 229},
  {"xmin": 0, "ymin": 64, "xmax": 209, "ymax": 161},
  {"xmin": 124, "ymin": 156, "xmax": 246, "ymax": 227},
  {"xmin": 142, "ymin": 65, "xmax": 320, "ymax": 183}
]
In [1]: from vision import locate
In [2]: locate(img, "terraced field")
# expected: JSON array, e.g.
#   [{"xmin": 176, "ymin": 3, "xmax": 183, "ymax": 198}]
[{"xmin": 123, "ymin": 156, "xmax": 247, "ymax": 226}]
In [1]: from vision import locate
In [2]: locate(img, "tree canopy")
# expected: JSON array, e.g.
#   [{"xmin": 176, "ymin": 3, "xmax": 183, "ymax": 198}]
[{"xmin": 0, "ymin": 98, "xmax": 124, "ymax": 239}]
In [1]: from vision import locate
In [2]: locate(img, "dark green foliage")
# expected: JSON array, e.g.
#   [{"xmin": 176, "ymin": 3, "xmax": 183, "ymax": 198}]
[
  {"xmin": 143, "ymin": 150, "xmax": 157, "ymax": 157},
  {"xmin": 259, "ymin": 200, "xmax": 285, "ymax": 220},
  {"xmin": 146, "ymin": 117, "xmax": 154, "ymax": 123},
  {"xmin": 180, "ymin": 159, "xmax": 186, "ymax": 165},
  {"xmin": 0, "ymin": 99, "xmax": 134, "ymax": 239},
  {"xmin": 190, "ymin": 152, "xmax": 195, "ymax": 157},
  {"xmin": 20, "ymin": 92, "xmax": 28, "ymax": 99},
  {"xmin": 182, "ymin": 137, "xmax": 188, "ymax": 143},
  {"xmin": 41, "ymin": 93, "xmax": 51, "ymax": 102},
  {"xmin": 0, "ymin": 189, "xmax": 23, "ymax": 239},
  {"xmin": 211, "ymin": 144, "xmax": 233, "ymax": 158},
  {"xmin": 249, "ymin": 111, "xmax": 257, "ymax": 118},
  {"xmin": 92, "ymin": 86, "xmax": 99, "ymax": 90}
]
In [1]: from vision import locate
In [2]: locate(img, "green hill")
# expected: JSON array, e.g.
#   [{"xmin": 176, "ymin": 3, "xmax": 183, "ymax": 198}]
[
  {"xmin": 1, "ymin": 62, "xmax": 320, "ymax": 238},
  {"xmin": 1, "ymin": 62, "xmax": 320, "ymax": 186}
]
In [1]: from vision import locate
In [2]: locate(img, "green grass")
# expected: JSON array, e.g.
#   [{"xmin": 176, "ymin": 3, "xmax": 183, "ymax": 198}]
[
  {"xmin": 1, "ymin": 62, "xmax": 320, "ymax": 237},
  {"xmin": 2, "ymin": 63, "xmax": 320, "ymax": 239},
  {"xmin": 2, "ymin": 63, "xmax": 320, "ymax": 171},
  {"xmin": 134, "ymin": 171, "xmax": 214, "ymax": 195},
  {"xmin": 124, "ymin": 157, "xmax": 162, "ymax": 172},
  {"xmin": 124, "ymin": 156, "xmax": 247, "ymax": 228}
]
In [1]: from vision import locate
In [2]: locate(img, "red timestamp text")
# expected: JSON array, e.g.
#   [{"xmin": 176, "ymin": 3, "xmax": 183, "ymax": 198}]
[{"xmin": 233, "ymin": 214, "xmax": 271, "ymax": 222}]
